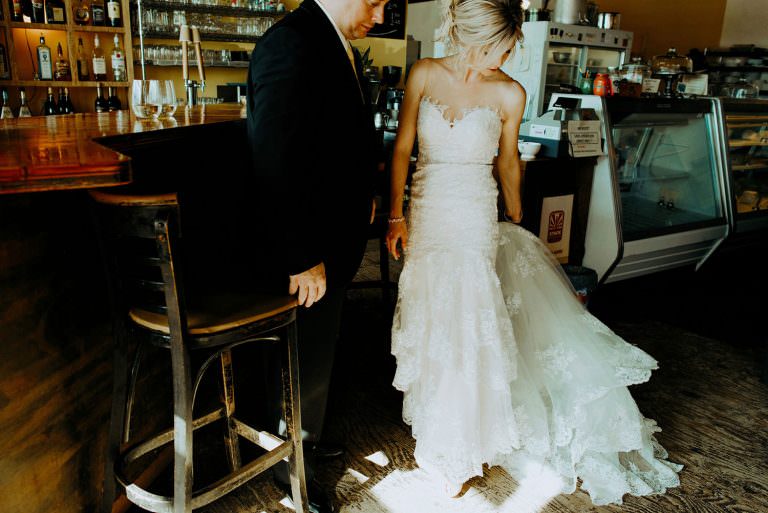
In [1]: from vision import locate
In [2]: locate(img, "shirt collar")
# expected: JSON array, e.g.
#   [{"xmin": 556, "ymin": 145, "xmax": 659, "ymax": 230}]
[{"xmin": 315, "ymin": 0, "xmax": 353, "ymax": 57}]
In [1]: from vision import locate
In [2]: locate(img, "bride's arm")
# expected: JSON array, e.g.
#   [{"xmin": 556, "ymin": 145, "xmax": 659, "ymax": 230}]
[
  {"xmin": 497, "ymin": 80, "xmax": 526, "ymax": 223},
  {"xmin": 386, "ymin": 60, "xmax": 427, "ymax": 259}
]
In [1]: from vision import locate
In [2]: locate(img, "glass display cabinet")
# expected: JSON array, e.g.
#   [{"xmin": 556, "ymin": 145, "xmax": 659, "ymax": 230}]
[
  {"xmin": 571, "ymin": 95, "xmax": 731, "ymax": 283},
  {"xmin": 719, "ymin": 99, "xmax": 768, "ymax": 233}
]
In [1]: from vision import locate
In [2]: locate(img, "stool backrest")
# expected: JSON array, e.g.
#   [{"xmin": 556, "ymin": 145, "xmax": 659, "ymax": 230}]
[{"xmin": 89, "ymin": 190, "xmax": 188, "ymax": 341}]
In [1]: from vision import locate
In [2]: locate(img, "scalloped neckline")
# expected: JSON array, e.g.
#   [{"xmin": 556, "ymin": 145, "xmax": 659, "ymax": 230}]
[{"xmin": 420, "ymin": 95, "xmax": 502, "ymax": 129}]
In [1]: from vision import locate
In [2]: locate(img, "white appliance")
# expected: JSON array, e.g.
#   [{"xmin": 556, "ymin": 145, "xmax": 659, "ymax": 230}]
[{"xmin": 503, "ymin": 22, "xmax": 633, "ymax": 121}]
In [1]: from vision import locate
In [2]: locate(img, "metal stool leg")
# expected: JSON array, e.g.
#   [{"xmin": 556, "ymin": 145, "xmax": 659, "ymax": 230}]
[
  {"xmin": 219, "ymin": 348, "xmax": 242, "ymax": 471},
  {"xmin": 170, "ymin": 342, "xmax": 194, "ymax": 513},
  {"xmin": 282, "ymin": 320, "xmax": 309, "ymax": 513}
]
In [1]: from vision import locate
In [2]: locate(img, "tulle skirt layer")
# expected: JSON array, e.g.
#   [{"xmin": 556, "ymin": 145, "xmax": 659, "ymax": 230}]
[{"xmin": 391, "ymin": 223, "xmax": 682, "ymax": 505}]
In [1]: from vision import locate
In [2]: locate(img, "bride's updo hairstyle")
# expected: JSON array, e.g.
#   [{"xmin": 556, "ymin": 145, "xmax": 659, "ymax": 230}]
[{"xmin": 438, "ymin": 0, "xmax": 524, "ymax": 68}]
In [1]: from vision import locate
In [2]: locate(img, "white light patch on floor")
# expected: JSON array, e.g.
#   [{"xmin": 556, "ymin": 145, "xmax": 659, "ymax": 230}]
[
  {"xmin": 279, "ymin": 496, "xmax": 295, "ymax": 510},
  {"xmin": 339, "ymin": 463, "xmax": 561, "ymax": 513},
  {"xmin": 346, "ymin": 467, "xmax": 371, "ymax": 484},
  {"xmin": 364, "ymin": 451, "xmax": 391, "ymax": 467}
]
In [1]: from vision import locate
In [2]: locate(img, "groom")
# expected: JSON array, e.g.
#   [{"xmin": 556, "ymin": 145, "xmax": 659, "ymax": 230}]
[{"xmin": 245, "ymin": 0, "xmax": 386, "ymax": 510}]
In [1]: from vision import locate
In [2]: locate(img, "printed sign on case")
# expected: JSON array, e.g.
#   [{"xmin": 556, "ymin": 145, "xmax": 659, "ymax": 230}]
[
  {"xmin": 567, "ymin": 120, "xmax": 603, "ymax": 158},
  {"xmin": 539, "ymin": 194, "xmax": 574, "ymax": 264}
]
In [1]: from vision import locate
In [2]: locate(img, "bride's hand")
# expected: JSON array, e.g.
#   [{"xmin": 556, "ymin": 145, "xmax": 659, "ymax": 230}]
[
  {"xmin": 504, "ymin": 209, "xmax": 523, "ymax": 224},
  {"xmin": 386, "ymin": 219, "xmax": 408, "ymax": 260}
]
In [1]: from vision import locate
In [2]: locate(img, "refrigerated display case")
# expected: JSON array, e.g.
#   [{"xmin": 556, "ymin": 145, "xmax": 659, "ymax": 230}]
[
  {"xmin": 504, "ymin": 22, "xmax": 633, "ymax": 120},
  {"xmin": 564, "ymin": 95, "xmax": 732, "ymax": 283},
  {"xmin": 719, "ymin": 99, "xmax": 768, "ymax": 233}
]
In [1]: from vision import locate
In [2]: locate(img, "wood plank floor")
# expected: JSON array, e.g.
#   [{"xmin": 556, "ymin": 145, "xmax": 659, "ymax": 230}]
[{"xmin": 197, "ymin": 243, "xmax": 768, "ymax": 513}]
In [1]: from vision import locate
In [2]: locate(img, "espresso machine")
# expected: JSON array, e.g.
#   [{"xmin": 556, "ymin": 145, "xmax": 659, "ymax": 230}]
[{"xmin": 374, "ymin": 65, "xmax": 403, "ymax": 129}]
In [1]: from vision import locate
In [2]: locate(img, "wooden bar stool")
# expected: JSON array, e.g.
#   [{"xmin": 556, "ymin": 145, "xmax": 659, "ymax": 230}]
[{"xmin": 89, "ymin": 189, "xmax": 309, "ymax": 513}]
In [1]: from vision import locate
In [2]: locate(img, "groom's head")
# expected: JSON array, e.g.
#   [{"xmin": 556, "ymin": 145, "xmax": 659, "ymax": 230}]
[{"xmin": 322, "ymin": 0, "xmax": 389, "ymax": 40}]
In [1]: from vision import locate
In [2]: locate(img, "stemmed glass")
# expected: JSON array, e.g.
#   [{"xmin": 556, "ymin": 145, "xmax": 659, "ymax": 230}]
[
  {"xmin": 159, "ymin": 80, "xmax": 177, "ymax": 118},
  {"xmin": 131, "ymin": 79, "xmax": 162, "ymax": 121}
]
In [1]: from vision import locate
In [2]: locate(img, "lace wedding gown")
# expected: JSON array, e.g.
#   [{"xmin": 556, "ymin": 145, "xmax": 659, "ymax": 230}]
[{"xmin": 391, "ymin": 96, "xmax": 682, "ymax": 506}]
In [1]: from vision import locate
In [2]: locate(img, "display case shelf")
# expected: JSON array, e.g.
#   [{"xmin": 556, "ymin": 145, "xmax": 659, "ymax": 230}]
[
  {"xmin": 732, "ymin": 162, "xmax": 768, "ymax": 171},
  {"xmin": 135, "ymin": 0, "xmax": 281, "ymax": 18},
  {"xmin": 139, "ymin": 29, "xmax": 260, "ymax": 43}
]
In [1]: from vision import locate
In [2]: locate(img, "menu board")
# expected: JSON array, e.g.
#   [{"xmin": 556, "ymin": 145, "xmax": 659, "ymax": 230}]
[{"xmin": 367, "ymin": 0, "xmax": 406, "ymax": 40}]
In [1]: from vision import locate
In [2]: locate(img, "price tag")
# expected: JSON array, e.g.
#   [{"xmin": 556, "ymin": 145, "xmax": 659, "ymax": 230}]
[
  {"xmin": 567, "ymin": 120, "xmax": 603, "ymax": 157},
  {"xmin": 642, "ymin": 78, "xmax": 661, "ymax": 94}
]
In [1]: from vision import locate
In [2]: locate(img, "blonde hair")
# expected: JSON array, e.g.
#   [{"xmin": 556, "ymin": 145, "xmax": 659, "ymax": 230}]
[{"xmin": 438, "ymin": 0, "xmax": 524, "ymax": 58}]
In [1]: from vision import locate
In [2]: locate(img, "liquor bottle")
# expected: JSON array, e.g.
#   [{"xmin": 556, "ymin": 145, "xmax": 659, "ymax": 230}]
[
  {"xmin": 9, "ymin": 0, "xmax": 23, "ymax": 21},
  {"xmin": 91, "ymin": 34, "xmax": 106, "ymax": 81},
  {"xmin": 36, "ymin": 34, "xmax": 53, "ymax": 81},
  {"xmin": 57, "ymin": 87, "xmax": 65, "ymax": 113},
  {"xmin": 94, "ymin": 82, "xmax": 108, "ymax": 112},
  {"xmin": 0, "ymin": 88, "xmax": 13, "ymax": 119},
  {"xmin": 29, "ymin": 0, "xmax": 44, "ymax": 22},
  {"xmin": 110, "ymin": 34, "xmax": 125, "ymax": 81},
  {"xmin": 58, "ymin": 87, "xmax": 74, "ymax": 113},
  {"xmin": 54, "ymin": 42, "xmax": 71, "ymax": 81},
  {"xmin": 105, "ymin": 0, "xmax": 121, "ymax": 27},
  {"xmin": 76, "ymin": 37, "xmax": 89, "ymax": 80},
  {"xmin": 106, "ymin": 86, "xmax": 121, "ymax": 111},
  {"xmin": 90, "ymin": 0, "xmax": 104, "ymax": 26},
  {"xmin": 45, "ymin": 0, "xmax": 66, "ymax": 24},
  {"xmin": 18, "ymin": 88, "xmax": 32, "ymax": 117},
  {"xmin": 20, "ymin": 0, "xmax": 33, "ymax": 21},
  {"xmin": 0, "ymin": 41, "xmax": 10, "ymax": 79},
  {"xmin": 74, "ymin": 0, "xmax": 90, "ymax": 25},
  {"xmin": 43, "ymin": 86, "xmax": 57, "ymax": 115}
]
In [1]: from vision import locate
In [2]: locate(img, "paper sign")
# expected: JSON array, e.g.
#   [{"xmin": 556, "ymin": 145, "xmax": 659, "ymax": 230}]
[
  {"xmin": 539, "ymin": 195, "xmax": 574, "ymax": 263},
  {"xmin": 678, "ymin": 74, "xmax": 709, "ymax": 96},
  {"xmin": 642, "ymin": 78, "xmax": 661, "ymax": 94},
  {"xmin": 567, "ymin": 120, "xmax": 603, "ymax": 157}
]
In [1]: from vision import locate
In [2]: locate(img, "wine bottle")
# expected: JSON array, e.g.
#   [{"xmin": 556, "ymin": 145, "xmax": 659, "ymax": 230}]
[
  {"xmin": 36, "ymin": 34, "xmax": 53, "ymax": 81},
  {"xmin": 54, "ymin": 42, "xmax": 71, "ymax": 81},
  {"xmin": 0, "ymin": 88, "xmax": 13, "ymax": 119},
  {"xmin": 90, "ymin": 0, "xmax": 104, "ymax": 26},
  {"xmin": 76, "ymin": 37, "xmax": 89, "ymax": 81},
  {"xmin": 105, "ymin": 0, "xmax": 121, "ymax": 27},
  {"xmin": 57, "ymin": 88, "xmax": 66, "ymax": 113},
  {"xmin": 94, "ymin": 82, "xmax": 108, "ymax": 112},
  {"xmin": 74, "ymin": 0, "xmax": 90, "ymax": 25},
  {"xmin": 0, "ymin": 41, "xmax": 10, "ymax": 80},
  {"xmin": 91, "ymin": 34, "xmax": 106, "ymax": 81},
  {"xmin": 45, "ymin": 0, "xmax": 66, "ymax": 24},
  {"xmin": 110, "ymin": 34, "xmax": 125, "ymax": 81},
  {"xmin": 58, "ymin": 87, "xmax": 74, "ymax": 114},
  {"xmin": 107, "ymin": 86, "xmax": 121, "ymax": 111},
  {"xmin": 18, "ymin": 88, "xmax": 32, "ymax": 117},
  {"xmin": 43, "ymin": 87, "xmax": 57, "ymax": 115},
  {"xmin": 9, "ymin": 0, "xmax": 23, "ymax": 21},
  {"xmin": 30, "ymin": 0, "xmax": 43, "ymax": 23}
]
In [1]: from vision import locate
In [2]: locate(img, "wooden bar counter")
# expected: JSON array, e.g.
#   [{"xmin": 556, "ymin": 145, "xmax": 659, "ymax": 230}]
[{"xmin": 0, "ymin": 105, "xmax": 250, "ymax": 513}]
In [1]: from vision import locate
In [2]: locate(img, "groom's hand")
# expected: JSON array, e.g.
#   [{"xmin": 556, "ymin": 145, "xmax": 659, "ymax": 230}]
[{"xmin": 289, "ymin": 262, "xmax": 327, "ymax": 308}]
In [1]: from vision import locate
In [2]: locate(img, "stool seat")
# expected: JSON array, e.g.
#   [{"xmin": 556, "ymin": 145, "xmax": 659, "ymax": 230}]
[{"xmin": 130, "ymin": 293, "xmax": 298, "ymax": 335}]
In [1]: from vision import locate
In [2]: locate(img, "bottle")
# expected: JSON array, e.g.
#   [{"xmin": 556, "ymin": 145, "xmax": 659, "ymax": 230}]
[
  {"xmin": 74, "ymin": 0, "xmax": 90, "ymax": 25},
  {"xmin": 45, "ymin": 0, "xmax": 66, "ymax": 23},
  {"xmin": 110, "ymin": 34, "xmax": 125, "ymax": 81},
  {"xmin": 54, "ymin": 42, "xmax": 71, "ymax": 81},
  {"xmin": 57, "ymin": 87, "xmax": 66, "ymax": 113},
  {"xmin": 36, "ymin": 34, "xmax": 53, "ymax": 81},
  {"xmin": 592, "ymin": 73, "xmax": 609, "ymax": 96},
  {"xmin": 43, "ymin": 86, "xmax": 57, "ymax": 115},
  {"xmin": 105, "ymin": 0, "xmax": 121, "ymax": 27},
  {"xmin": 20, "ymin": 0, "xmax": 32, "ymax": 21},
  {"xmin": 106, "ymin": 86, "xmax": 121, "ymax": 111},
  {"xmin": 9, "ymin": 0, "xmax": 23, "ymax": 21},
  {"xmin": 1, "ymin": 88, "xmax": 13, "ymax": 119},
  {"xmin": 76, "ymin": 37, "xmax": 89, "ymax": 80},
  {"xmin": 90, "ymin": 0, "xmax": 104, "ymax": 26},
  {"xmin": 0, "ymin": 41, "xmax": 9, "ymax": 79},
  {"xmin": 91, "ymin": 34, "xmax": 106, "ymax": 81},
  {"xmin": 58, "ymin": 87, "xmax": 74, "ymax": 113},
  {"xmin": 94, "ymin": 82, "xmax": 108, "ymax": 112},
  {"xmin": 30, "ymin": 0, "xmax": 44, "ymax": 23},
  {"xmin": 18, "ymin": 88, "xmax": 32, "ymax": 117}
]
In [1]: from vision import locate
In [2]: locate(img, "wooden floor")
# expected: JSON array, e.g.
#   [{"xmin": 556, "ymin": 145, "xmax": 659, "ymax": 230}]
[{"xmin": 196, "ymin": 242, "xmax": 768, "ymax": 513}]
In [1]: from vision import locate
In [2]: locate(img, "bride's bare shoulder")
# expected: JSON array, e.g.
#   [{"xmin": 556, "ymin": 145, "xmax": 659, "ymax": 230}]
[{"xmin": 490, "ymin": 75, "xmax": 526, "ymax": 120}]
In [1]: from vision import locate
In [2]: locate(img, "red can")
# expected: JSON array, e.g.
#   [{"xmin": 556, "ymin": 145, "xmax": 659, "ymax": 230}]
[{"xmin": 593, "ymin": 73, "xmax": 610, "ymax": 96}]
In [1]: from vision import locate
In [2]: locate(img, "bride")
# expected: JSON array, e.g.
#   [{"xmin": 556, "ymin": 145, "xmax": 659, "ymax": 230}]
[{"xmin": 384, "ymin": 0, "xmax": 682, "ymax": 505}]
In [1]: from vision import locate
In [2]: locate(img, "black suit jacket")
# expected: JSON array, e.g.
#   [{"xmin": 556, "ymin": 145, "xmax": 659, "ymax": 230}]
[{"xmin": 246, "ymin": 0, "xmax": 377, "ymax": 288}]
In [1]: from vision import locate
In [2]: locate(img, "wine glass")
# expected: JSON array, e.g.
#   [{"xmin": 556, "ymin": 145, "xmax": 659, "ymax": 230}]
[
  {"xmin": 131, "ymin": 79, "xmax": 161, "ymax": 121},
  {"xmin": 159, "ymin": 80, "xmax": 177, "ymax": 118}
]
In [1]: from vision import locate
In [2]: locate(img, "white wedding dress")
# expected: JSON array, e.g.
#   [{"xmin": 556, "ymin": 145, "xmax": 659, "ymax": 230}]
[{"xmin": 391, "ymin": 96, "xmax": 682, "ymax": 506}]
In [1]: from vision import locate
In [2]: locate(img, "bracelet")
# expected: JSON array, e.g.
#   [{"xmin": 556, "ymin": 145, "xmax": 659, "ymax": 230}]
[{"xmin": 388, "ymin": 216, "xmax": 405, "ymax": 223}]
